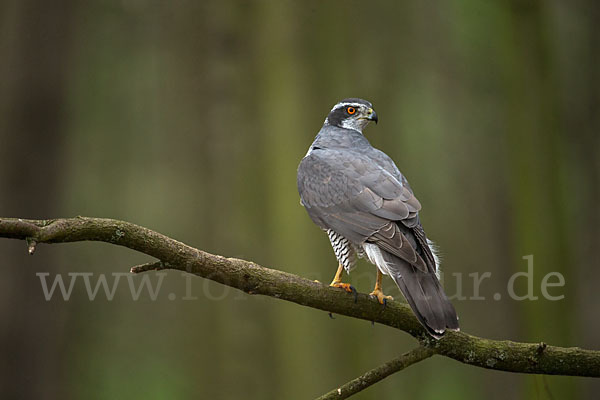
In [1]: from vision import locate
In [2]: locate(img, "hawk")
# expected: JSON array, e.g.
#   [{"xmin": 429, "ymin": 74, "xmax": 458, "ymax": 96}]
[{"xmin": 297, "ymin": 98, "xmax": 459, "ymax": 337}]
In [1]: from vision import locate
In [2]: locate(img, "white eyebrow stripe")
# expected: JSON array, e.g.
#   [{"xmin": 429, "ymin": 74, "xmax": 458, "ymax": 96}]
[{"xmin": 330, "ymin": 102, "xmax": 367, "ymax": 112}]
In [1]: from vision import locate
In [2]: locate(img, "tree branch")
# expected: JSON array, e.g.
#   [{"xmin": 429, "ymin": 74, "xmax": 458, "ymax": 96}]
[
  {"xmin": 1, "ymin": 216, "xmax": 599, "ymax": 382},
  {"xmin": 315, "ymin": 346, "xmax": 435, "ymax": 399}
]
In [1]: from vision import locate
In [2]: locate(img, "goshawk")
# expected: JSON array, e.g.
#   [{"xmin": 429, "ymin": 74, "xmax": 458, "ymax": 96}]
[{"xmin": 297, "ymin": 98, "xmax": 459, "ymax": 337}]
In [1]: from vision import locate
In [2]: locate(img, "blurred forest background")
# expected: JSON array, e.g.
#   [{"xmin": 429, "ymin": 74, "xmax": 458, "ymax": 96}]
[{"xmin": 1, "ymin": 0, "xmax": 599, "ymax": 399}]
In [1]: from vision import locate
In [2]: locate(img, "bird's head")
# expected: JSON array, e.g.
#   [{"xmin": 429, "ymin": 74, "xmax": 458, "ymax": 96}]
[{"xmin": 324, "ymin": 98, "xmax": 378, "ymax": 132}]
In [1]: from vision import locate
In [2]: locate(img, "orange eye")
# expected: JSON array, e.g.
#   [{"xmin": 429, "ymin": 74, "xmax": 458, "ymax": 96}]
[{"xmin": 347, "ymin": 107, "xmax": 356, "ymax": 115}]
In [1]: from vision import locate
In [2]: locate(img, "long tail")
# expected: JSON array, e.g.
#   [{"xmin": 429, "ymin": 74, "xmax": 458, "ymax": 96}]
[{"xmin": 380, "ymin": 250, "xmax": 459, "ymax": 338}]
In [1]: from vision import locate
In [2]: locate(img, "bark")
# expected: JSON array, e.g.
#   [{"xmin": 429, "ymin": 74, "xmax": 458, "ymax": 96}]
[{"xmin": 1, "ymin": 216, "xmax": 599, "ymax": 395}]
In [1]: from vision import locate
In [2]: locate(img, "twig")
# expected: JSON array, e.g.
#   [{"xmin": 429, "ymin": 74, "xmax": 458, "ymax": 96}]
[
  {"xmin": 315, "ymin": 346, "xmax": 434, "ymax": 399},
  {"xmin": 26, "ymin": 237, "xmax": 36, "ymax": 255},
  {"xmin": 1, "ymin": 216, "xmax": 599, "ymax": 381},
  {"xmin": 130, "ymin": 260, "xmax": 169, "ymax": 273}
]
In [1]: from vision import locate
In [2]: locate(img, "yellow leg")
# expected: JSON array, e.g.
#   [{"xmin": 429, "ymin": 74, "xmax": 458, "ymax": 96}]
[
  {"xmin": 369, "ymin": 269, "xmax": 393, "ymax": 304},
  {"xmin": 329, "ymin": 263, "xmax": 354, "ymax": 293}
]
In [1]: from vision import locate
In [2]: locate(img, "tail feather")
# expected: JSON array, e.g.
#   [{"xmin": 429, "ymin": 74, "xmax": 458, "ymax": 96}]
[{"xmin": 380, "ymin": 250, "xmax": 459, "ymax": 337}]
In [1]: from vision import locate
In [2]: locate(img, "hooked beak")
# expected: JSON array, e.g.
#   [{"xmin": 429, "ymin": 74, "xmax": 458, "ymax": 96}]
[{"xmin": 367, "ymin": 108, "xmax": 378, "ymax": 124}]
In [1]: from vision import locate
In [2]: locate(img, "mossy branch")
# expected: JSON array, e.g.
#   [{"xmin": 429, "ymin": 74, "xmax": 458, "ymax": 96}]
[{"xmin": 1, "ymin": 216, "xmax": 599, "ymax": 398}]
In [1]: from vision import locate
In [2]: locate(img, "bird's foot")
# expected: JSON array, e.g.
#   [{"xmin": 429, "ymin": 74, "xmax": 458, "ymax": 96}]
[
  {"xmin": 330, "ymin": 281, "xmax": 354, "ymax": 293},
  {"xmin": 369, "ymin": 289, "xmax": 393, "ymax": 308},
  {"xmin": 330, "ymin": 281, "xmax": 358, "ymax": 302}
]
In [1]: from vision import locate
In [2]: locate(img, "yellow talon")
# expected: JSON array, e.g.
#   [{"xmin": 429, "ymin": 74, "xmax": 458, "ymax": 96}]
[
  {"xmin": 370, "ymin": 269, "xmax": 393, "ymax": 305},
  {"xmin": 330, "ymin": 281, "xmax": 354, "ymax": 293},
  {"xmin": 369, "ymin": 288, "xmax": 393, "ymax": 304},
  {"xmin": 329, "ymin": 262, "xmax": 354, "ymax": 293}
]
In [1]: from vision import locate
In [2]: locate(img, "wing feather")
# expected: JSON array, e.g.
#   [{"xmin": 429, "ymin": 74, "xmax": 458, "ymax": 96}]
[
  {"xmin": 298, "ymin": 144, "xmax": 459, "ymax": 335},
  {"xmin": 298, "ymin": 148, "xmax": 430, "ymax": 272}
]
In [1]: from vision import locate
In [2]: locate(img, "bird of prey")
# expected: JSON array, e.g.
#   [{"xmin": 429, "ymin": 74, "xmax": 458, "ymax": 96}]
[{"xmin": 297, "ymin": 98, "xmax": 459, "ymax": 337}]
